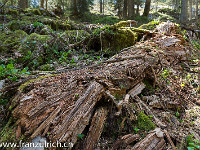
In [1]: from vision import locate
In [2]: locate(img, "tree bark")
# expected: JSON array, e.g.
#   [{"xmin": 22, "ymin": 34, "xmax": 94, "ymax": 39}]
[
  {"xmin": 100, "ymin": 0, "xmax": 102, "ymax": 13},
  {"xmin": 128, "ymin": 0, "xmax": 135, "ymax": 19},
  {"xmin": 117, "ymin": 0, "xmax": 123, "ymax": 19},
  {"xmin": 72, "ymin": 0, "xmax": 78, "ymax": 16},
  {"xmin": 136, "ymin": 0, "xmax": 140, "ymax": 16},
  {"xmin": 143, "ymin": 0, "xmax": 151, "ymax": 16},
  {"xmin": 123, "ymin": 0, "xmax": 128, "ymax": 19},
  {"xmin": 180, "ymin": 0, "xmax": 188, "ymax": 22},
  {"xmin": 196, "ymin": 0, "xmax": 198, "ymax": 20},
  {"xmin": 40, "ymin": 0, "xmax": 44, "ymax": 8},
  {"xmin": 45, "ymin": 0, "xmax": 48, "ymax": 9},
  {"xmin": 189, "ymin": 0, "xmax": 192, "ymax": 20},
  {"xmin": 18, "ymin": 0, "xmax": 28, "ymax": 9}
]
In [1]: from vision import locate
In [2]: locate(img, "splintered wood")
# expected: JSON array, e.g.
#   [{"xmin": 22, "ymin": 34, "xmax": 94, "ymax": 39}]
[
  {"xmin": 131, "ymin": 128, "xmax": 166, "ymax": 150},
  {"xmin": 10, "ymin": 22, "xmax": 190, "ymax": 149}
]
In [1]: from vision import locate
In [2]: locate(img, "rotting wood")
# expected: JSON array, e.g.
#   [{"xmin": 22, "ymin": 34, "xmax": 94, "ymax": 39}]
[
  {"xmin": 8, "ymin": 22, "xmax": 190, "ymax": 148},
  {"xmin": 131, "ymin": 128, "xmax": 166, "ymax": 150},
  {"xmin": 112, "ymin": 134, "xmax": 140, "ymax": 149},
  {"xmin": 31, "ymin": 104, "xmax": 62, "ymax": 139},
  {"xmin": 83, "ymin": 107, "xmax": 108, "ymax": 150},
  {"xmin": 128, "ymin": 82, "xmax": 146, "ymax": 97},
  {"xmin": 135, "ymin": 96, "xmax": 166, "ymax": 128},
  {"xmin": 53, "ymin": 81, "xmax": 104, "ymax": 144}
]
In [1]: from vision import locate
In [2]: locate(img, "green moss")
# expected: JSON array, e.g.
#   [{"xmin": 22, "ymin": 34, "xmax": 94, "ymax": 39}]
[
  {"xmin": 0, "ymin": 118, "xmax": 16, "ymax": 144},
  {"xmin": 63, "ymin": 30, "xmax": 90, "ymax": 44},
  {"xmin": 18, "ymin": 74, "xmax": 56, "ymax": 92},
  {"xmin": 7, "ymin": 9, "xmax": 19, "ymax": 16},
  {"xmin": 39, "ymin": 64, "xmax": 55, "ymax": 71},
  {"xmin": 7, "ymin": 20, "xmax": 32, "ymax": 31},
  {"xmin": 103, "ymin": 29, "xmax": 135, "ymax": 56},
  {"xmin": 32, "ymin": 9, "xmax": 42, "ymax": 15},
  {"xmin": 0, "ymin": 30, "xmax": 28, "ymax": 54},
  {"xmin": 139, "ymin": 21, "xmax": 160, "ymax": 30},
  {"xmin": 137, "ymin": 112, "xmax": 156, "ymax": 131},
  {"xmin": 27, "ymin": 33, "xmax": 51, "ymax": 43}
]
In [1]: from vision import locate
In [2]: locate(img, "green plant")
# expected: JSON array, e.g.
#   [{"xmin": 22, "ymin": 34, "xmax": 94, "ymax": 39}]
[
  {"xmin": 0, "ymin": 99, "xmax": 8, "ymax": 105},
  {"xmin": 77, "ymin": 134, "xmax": 85, "ymax": 140},
  {"xmin": 33, "ymin": 22, "xmax": 43, "ymax": 28},
  {"xmin": 0, "ymin": 63, "xmax": 30, "ymax": 81},
  {"xmin": 186, "ymin": 134, "xmax": 200, "ymax": 150},
  {"xmin": 133, "ymin": 127, "xmax": 140, "ymax": 133}
]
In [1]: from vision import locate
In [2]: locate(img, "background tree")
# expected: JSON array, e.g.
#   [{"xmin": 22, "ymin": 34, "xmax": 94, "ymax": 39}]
[
  {"xmin": 196, "ymin": 0, "xmax": 198, "ymax": 20},
  {"xmin": 143, "ymin": 0, "xmax": 151, "ymax": 16},
  {"xmin": 188, "ymin": 0, "xmax": 192, "ymax": 20},
  {"xmin": 72, "ymin": 0, "xmax": 78, "ymax": 15},
  {"xmin": 128, "ymin": 0, "xmax": 135, "ymax": 19},
  {"xmin": 123, "ymin": 0, "xmax": 128, "ymax": 18},
  {"xmin": 180, "ymin": 0, "xmax": 188, "ymax": 22}
]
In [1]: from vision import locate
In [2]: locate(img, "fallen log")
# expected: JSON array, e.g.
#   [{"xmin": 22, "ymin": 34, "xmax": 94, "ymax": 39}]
[{"xmin": 2, "ymin": 22, "xmax": 190, "ymax": 149}]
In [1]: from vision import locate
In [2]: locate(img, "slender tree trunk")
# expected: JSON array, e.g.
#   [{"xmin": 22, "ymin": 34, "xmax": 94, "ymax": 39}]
[
  {"xmin": 100, "ymin": 0, "xmax": 102, "ymax": 13},
  {"xmin": 41, "ymin": 0, "xmax": 44, "ymax": 8},
  {"xmin": 18, "ymin": 0, "xmax": 27, "ymax": 9},
  {"xmin": 128, "ymin": 0, "xmax": 135, "ymax": 19},
  {"xmin": 136, "ymin": 0, "xmax": 140, "ymax": 16},
  {"xmin": 45, "ymin": 0, "xmax": 48, "ymax": 9},
  {"xmin": 180, "ymin": 0, "xmax": 188, "ymax": 22},
  {"xmin": 117, "ymin": 0, "xmax": 123, "ymax": 19},
  {"xmin": 103, "ymin": 0, "xmax": 104, "ymax": 14},
  {"xmin": 123, "ymin": 0, "xmax": 128, "ymax": 19},
  {"xmin": 196, "ymin": 0, "xmax": 198, "ymax": 20},
  {"xmin": 189, "ymin": 0, "xmax": 192, "ymax": 20},
  {"xmin": 143, "ymin": 0, "xmax": 151, "ymax": 16},
  {"xmin": 72, "ymin": 0, "xmax": 78, "ymax": 16}
]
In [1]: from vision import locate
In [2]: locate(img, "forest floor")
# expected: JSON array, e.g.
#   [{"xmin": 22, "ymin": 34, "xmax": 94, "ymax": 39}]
[{"xmin": 0, "ymin": 7, "xmax": 200, "ymax": 150}]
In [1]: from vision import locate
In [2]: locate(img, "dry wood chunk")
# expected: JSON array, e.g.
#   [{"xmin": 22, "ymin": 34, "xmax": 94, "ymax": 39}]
[
  {"xmin": 83, "ymin": 107, "xmax": 108, "ymax": 150},
  {"xmin": 131, "ymin": 128, "xmax": 166, "ymax": 150}
]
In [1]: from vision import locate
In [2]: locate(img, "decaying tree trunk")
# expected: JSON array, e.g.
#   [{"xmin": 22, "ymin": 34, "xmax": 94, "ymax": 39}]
[{"xmin": 6, "ymin": 22, "xmax": 189, "ymax": 149}]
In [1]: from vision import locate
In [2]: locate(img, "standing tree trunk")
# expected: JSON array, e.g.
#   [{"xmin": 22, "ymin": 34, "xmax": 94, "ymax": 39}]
[
  {"xmin": 18, "ymin": 0, "xmax": 28, "ymax": 9},
  {"xmin": 103, "ymin": 0, "xmax": 105, "ymax": 14},
  {"xmin": 196, "ymin": 0, "xmax": 198, "ymax": 20},
  {"xmin": 100, "ymin": 0, "xmax": 102, "ymax": 13},
  {"xmin": 143, "ymin": 0, "xmax": 151, "ymax": 16},
  {"xmin": 117, "ymin": 0, "xmax": 123, "ymax": 19},
  {"xmin": 189, "ymin": 0, "xmax": 192, "ymax": 20},
  {"xmin": 136, "ymin": 0, "xmax": 140, "ymax": 16},
  {"xmin": 45, "ymin": 0, "xmax": 48, "ymax": 9},
  {"xmin": 72, "ymin": 0, "xmax": 78, "ymax": 15},
  {"xmin": 123, "ymin": 0, "xmax": 128, "ymax": 19},
  {"xmin": 128, "ymin": 0, "xmax": 135, "ymax": 19},
  {"xmin": 41, "ymin": 0, "xmax": 44, "ymax": 8},
  {"xmin": 180, "ymin": 0, "xmax": 188, "ymax": 22}
]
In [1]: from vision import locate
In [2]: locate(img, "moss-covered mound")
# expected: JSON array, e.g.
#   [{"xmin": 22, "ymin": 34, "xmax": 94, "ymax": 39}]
[
  {"xmin": 139, "ymin": 20, "xmax": 160, "ymax": 30},
  {"xmin": 61, "ymin": 30, "xmax": 90, "ymax": 44},
  {"xmin": 0, "ymin": 30, "xmax": 28, "ymax": 54},
  {"xmin": 7, "ymin": 20, "xmax": 32, "ymax": 31},
  {"xmin": 150, "ymin": 12, "xmax": 176, "ymax": 22},
  {"xmin": 136, "ymin": 112, "xmax": 156, "ymax": 131},
  {"xmin": 88, "ymin": 28, "xmax": 136, "ymax": 56}
]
